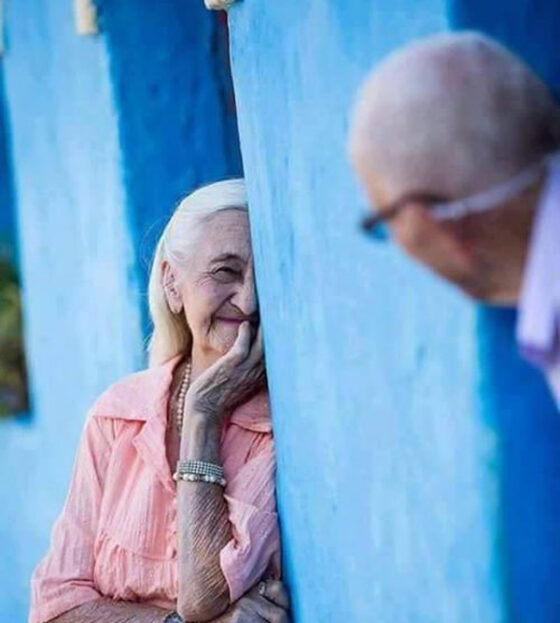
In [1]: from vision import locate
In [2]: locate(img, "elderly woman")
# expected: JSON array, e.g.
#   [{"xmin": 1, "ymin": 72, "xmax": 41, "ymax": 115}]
[{"xmin": 30, "ymin": 180, "xmax": 289, "ymax": 623}]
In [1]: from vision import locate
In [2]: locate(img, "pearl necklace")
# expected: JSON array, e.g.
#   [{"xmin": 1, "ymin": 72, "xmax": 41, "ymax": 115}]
[{"xmin": 175, "ymin": 359, "xmax": 192, "ymax": 433}]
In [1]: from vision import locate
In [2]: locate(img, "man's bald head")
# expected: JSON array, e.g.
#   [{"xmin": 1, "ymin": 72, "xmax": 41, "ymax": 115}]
[{"xmin": 349, "ymin": 32, "xmax": 560, "ymax": 203}]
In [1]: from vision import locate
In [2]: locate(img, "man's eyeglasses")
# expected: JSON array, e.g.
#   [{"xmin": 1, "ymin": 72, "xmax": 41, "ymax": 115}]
[
  {"xmin": 361, "ymin": 192, "xmax": 448, "ymax": 234},
  {"xmin": 360, "ymin": 153, "xmax": 552, "ymax": 239}
]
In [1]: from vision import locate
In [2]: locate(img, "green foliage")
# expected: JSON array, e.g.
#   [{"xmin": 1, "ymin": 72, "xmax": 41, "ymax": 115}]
[{"xmin": 0, "ymin": 257, "xmax": 28, "ymax": 415}]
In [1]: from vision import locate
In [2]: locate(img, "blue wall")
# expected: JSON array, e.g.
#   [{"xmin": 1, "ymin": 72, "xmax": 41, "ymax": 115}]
[
  {"xmin": 228, "ymin": 1, "xmax": 560, "ymax": 621},
  {"xmin": 450, "ymin": 0, "xmax": 560, "ymax": 97},
  {"xmin": 477, "ymin": 309, "xmax": 560, "ymax": 622},
  {"xmin": 0, "ymin": 64, "xmax": 16, "ymax": 260},
  {"xmin": 0, "ymin": 2, "xmax": 144, "ymax": 619},
  {"xmin": 0, "ymin": 2, "xmax": 240, "ymax": 619}
]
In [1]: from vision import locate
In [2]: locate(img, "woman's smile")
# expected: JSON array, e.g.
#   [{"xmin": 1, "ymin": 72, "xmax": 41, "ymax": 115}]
[
  {"xmin": 215, "ymin": 316, "xmax": 253, "ymax": 326},
  {"xmin": 216, "ymin": 316, "xmax": 244, "ymax": 324}
]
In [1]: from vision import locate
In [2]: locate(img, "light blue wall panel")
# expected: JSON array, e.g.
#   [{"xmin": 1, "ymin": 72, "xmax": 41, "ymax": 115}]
[
  {"xmin": 228, "ymin": 1, "xmax": 560, "ymax": 621},
  {"xmin": 0, "ymin": 65, "xmax": 16, "ymax": 259},
  {"xmin": 0, "ymin": 2, "xmax": 144, "ymax": 619}
]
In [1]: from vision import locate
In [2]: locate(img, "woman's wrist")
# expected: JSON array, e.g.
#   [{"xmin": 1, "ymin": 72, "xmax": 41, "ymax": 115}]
[
  {"xmin": 184, "ymin": 394, "xmax": 224, "ymax": 423},
  {"xmin": 180, "ymin": 411, "xmax": 222, "ymax": 461}
]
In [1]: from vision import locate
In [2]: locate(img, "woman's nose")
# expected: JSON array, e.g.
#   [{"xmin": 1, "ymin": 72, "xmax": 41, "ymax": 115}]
[{"xmin": 233, "ymin": 273, "xmax": 257, "ymax": 315}]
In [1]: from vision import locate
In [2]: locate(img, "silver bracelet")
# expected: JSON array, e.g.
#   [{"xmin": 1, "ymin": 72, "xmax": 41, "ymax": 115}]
[
  {"xmin": 176, "ymin": 459, "xmax": 224, "ymax": 480},
  {"xmin": 173, "ymin": 460, "xmax": 226, "ymax": 487}
]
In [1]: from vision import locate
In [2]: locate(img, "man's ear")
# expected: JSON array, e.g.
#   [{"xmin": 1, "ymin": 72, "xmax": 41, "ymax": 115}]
[{"xmin": 161, "ymin": 261, "xmax": 183, "ymax": 314}]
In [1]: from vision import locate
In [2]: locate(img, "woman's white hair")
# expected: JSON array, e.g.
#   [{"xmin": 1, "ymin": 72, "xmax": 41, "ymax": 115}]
[{"xmin": 147, "ymin": 178, "xmax": 248, "ymax": 367}]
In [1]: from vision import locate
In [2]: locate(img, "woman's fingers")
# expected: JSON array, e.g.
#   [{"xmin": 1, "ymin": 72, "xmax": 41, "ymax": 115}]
[
  {"xmin": 247, "ymin": 594, "xmax": 289, "ymax": 623},
  {"xmin": 229, "ymin": 323, "xmax": 263, "ymax": 373},
  {"xmin": 227, "ymin": 321, "xmax": 253, "ymax": 363},
  {"xmin": 247, "ymin": 325, "xmax": 264, "ymax": 365}
]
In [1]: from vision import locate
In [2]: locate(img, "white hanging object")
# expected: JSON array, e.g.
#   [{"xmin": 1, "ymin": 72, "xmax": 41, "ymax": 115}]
[
  {"xmin": 204, "ymin": 0, "xmax": 237, "ymax": 10},
  {"xmin": 74, "ymin": 0, "xmax": 99, "ymax": 35}
]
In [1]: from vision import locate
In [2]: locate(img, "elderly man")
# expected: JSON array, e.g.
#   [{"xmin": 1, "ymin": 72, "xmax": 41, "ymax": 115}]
[{"xmin": 349, "ymin": 32, "xmax": 560, "ymax": 403}]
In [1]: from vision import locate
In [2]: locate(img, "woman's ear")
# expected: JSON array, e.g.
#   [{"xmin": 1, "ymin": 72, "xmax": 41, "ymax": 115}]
[{"xmin": 162, "ymin": 261, "xmax": 183, "ymax": 314}]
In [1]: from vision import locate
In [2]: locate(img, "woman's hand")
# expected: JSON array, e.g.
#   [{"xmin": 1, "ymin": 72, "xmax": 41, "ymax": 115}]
[
  {"xmin": 186, "ymin": 322, "xmax": 265, "ymax": 424},
  {"xmin": 214, "ymin": 581, "xmax": 291, "ymax": 623}
]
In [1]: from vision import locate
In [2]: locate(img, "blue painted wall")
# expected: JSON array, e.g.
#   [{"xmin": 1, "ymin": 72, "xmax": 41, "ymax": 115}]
[
  {"xmin": 0, "ymin": 2, "xmax": 144, "ymax": 619},
  {"xmin": 0, "ymin": 2, "xmax": 240, "ymax": 620},
  {"xmin": 450, "ymin": 0, "xmax": 560, "ymax": 97},
  {"xmin": 228, "ymin": 1, "xmax": 560, "ymax": 621},
  {"xmin": 0, "ymin": 64, "xmax": 16, "ymax": 260},
  {"xmin": 477, "ymin": 309, "xmax": 560, "ymax": 622}
]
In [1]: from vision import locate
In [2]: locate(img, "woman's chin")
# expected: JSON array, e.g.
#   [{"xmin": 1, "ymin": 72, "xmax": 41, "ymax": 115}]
[{"xmin": 211, "ymin": 328, "xmax": 239, "ymax": 355}]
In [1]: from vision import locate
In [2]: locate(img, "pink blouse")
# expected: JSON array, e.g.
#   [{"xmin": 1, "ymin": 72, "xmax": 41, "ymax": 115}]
[{"xmin": 29, "ymin": 355, "xmax": 280, "ymax": 623}]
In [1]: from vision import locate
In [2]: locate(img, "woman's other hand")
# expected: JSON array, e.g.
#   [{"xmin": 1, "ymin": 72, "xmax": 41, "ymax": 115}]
[
  {"xmin": 215, "ymin": 581, "xmax": 291, "ymax": 623},
  {"xmin": 256, "ymin": 581, "xmax": 290, "ymax": 610},
  {"xmin": 186, "ymin": 322, "xmax": 265, "ymax": 423}
]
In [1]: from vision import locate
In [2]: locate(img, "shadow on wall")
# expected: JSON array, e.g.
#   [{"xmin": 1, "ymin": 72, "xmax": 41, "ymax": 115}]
[
  {"xmin": 477, "ymin": 307, "xmax": 560, "ymax": 621},
  {"xmin": 449, "ymin": 0, "xmax": 560, "ymax": 98}
]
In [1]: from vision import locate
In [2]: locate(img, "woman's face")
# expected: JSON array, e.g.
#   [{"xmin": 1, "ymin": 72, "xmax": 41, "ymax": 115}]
[{"xmin": 168, "ymin": 209, "xmax": 258, "ymax": 359}]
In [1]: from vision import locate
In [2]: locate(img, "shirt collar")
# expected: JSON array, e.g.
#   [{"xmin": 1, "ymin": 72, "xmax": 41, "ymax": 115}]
[
  {"xmin": 90, "ymin": 354, "xmax": 272, "ymax": 433},
  {"xmin": 517, "ymin": 153, "xmax": 560, "ymax": 368}
]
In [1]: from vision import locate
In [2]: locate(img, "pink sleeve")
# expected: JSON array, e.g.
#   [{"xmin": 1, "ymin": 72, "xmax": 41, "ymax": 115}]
[
  {"xmin": 219, "ymin": 440, "xmax": 281, "ymax": 602},
  {"xmin": 29, "ymin": 414, "xmax": 113, "ymax": 623}
]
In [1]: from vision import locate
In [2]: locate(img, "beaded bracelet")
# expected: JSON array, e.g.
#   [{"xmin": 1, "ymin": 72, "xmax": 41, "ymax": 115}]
[
  {"xmin": 173, "ymin": 460, "xmax": 226, "ymax": 487},
  {"xmin": 173, "ymin": 471, "xmax": 227, "ymax": 487}
]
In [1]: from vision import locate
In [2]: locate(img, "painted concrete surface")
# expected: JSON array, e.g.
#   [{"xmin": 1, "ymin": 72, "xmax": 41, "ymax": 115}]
[
  {"xmin": 0, "ymin": 2, "xmax": 144, "ymax": 619},
  {"xmin": 477, "ymin": 309, "xmax": 560, "ymax": 622},
  {"xmin": 450, "ymin": 0, "xmax": 560, "ymax": 97},
  {"xmin": 228, "ymin": 1, "xmax": 560, "ymax": 621},
  {"xmin": 0, "ymin": 65, "xmax": 15, "ymax": 259}
]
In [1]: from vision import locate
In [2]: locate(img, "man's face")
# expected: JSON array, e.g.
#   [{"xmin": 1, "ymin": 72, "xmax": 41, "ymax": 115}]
[{"xmin": 353, "ymin": 154, "xmax": 493, "ymax": 301}]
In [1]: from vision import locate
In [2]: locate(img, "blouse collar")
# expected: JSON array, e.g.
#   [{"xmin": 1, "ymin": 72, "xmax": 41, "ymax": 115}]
[{"xmin": 90, "ymin": 354, "xmax": 272, "ymax": 434}]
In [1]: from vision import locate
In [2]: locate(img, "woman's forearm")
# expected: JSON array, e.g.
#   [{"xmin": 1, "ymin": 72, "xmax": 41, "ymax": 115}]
[
  {"xmin": 176, "ymin": 412, "xmax": 232, "ymax": 622},
  {"xmin": 48, "ymin": 597, "xmax": 168, "ymax": 623}
]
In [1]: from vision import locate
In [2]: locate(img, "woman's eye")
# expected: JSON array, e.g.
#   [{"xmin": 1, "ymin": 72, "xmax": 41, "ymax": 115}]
[{"xmin": 213, "ymin": 267, "xmax": 240, "ymax": 279}]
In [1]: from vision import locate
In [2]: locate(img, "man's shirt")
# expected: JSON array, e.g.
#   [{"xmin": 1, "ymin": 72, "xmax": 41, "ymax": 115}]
[{"xmin": 517, "ymin": 153, "xmax": 560, "ymax": 406}]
